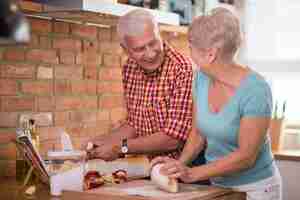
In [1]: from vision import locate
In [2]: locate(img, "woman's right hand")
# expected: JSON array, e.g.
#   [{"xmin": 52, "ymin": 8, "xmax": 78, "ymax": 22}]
[{"xmin": 150, "ymin": 156, "xmax": 197, "ymax": 183}]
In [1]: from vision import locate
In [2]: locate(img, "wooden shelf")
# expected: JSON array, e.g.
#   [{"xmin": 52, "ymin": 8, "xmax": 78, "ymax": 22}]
[
  {"xmin": 160, "ymin": 25, "xmax": 188, "ymax": 34},
  {"xmin": 23, "ymin": 0, "xmax": 180, "ymax": 25},
  {"xmin": 274, "ymin": 150, "xmax": 300, "ymax": 162}
]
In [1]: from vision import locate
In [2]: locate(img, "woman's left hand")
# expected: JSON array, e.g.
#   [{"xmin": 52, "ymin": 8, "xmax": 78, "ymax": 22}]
[{"xmin": 150, "ymin": 156, "xmax": 196, "ymax": 183}]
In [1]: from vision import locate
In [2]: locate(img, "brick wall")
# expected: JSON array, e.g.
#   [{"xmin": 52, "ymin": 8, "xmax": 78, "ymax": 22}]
[{"xmin": 0, "ymin": 15, "xmax": 189, "ymax": 177}]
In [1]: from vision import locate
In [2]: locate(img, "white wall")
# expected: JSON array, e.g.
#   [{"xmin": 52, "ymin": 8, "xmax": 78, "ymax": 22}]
[
  {"xmin": 276, "ymin": 160, "xmax": 300, "ymax": 200},
  {"xmin": 243, "ymin": 0, "xmax": 300, "ymax": 61}
]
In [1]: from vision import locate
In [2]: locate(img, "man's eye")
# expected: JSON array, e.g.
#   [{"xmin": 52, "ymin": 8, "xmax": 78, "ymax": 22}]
[
  {"xmin": 149, "ymin": 40, "xmax": 157, "ymax": 47},
  {"xmin": 134, "ymin": 47, "xmax": 144, "ymax": 52}
]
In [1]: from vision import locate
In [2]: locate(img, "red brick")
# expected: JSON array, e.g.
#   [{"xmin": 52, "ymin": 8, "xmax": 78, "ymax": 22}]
[
  {"xmin": 26, "ymin": 49, "xmax": 58, "ymax": 64},
  {"xmin": 0, "ymin": 143, "xmax": 16, "ymax": 160},
  {"xmin": 103, "ymin": 53, "xmax": 121, "ymax": 67},
  {"xmin": 59, "ymin": 51, "xmax": 75, "ymax": 65},
  {"xmin": 111, "ymin": 26, "xmax": 119, "ymax": 42},
  {"xmin": 71, "ymin": 24, "xmax": 98, "ymax": 40},
  {"xmin": 80, "ymin": 124, "xmax": 98, "ymax": 138},
  {"xmin": 21, "ymin": 81, "xmax": 53, "ymax": 95},
  {"xmin": 83, "ymin": 97, "xmax": 98, "ymax": 110},
  {"xmin": 121, "ymin": 54, "xmax": 128, "ymax": 66},
  {"xmin": 83, "ymin": 40, "xmax": 100, "ymax": 51},
  {"xmin": 73, "ymin": 136, "xmax": 88, "ymax": 149},
  {"xmin": 55, "ymin": 65, "xmax": 83, "ymax": 80},
  {"xmin": 38, "ymin": 127, "xmax": 61, "ymax": 141},
  {"xmin": 97, "ymin": 81, "xmax": 123, "ymax": 94},
  {"xmin": 0, "ymin": 160, "xmax": 16, "ymax": 177},
  {"xmin": 77, "ymin": 50, "xmax": 101, "ymax": 66},
  {"xmin": 19, "ymin": 112, "xmax": 53, "ymax": 127},
  {"xmin": 1, "ymin": 97, "xmax": 35, "ymax": 112},
  {"xmin": 100, "ymin": 41, "xmax": 123, "ymax": 54},
  {"xmin": 1, "ymin": 64, "xmax": 35, "ymax": 79},
  {"xmin": 99, "ymin": 95, "xmax": 124, "ymax": 109},
  {"xmin": 0, "ymin": 112, "xmax": 18, "ymax": 128},
  {"xmin": 39, "ymin": 139, "xmax": 61, "ymax": 156},
  {"xmin": 29, "ymin": 18, "xmax": 52, "ymax": 33},
  {"xmin": 37, "ymin": 66, "xmax": 53, "ymax": 79},
  {"xmin": 37, "ymin": 96, "xmax": 55, "ymax": 111},
  {"xmin": 39, "ymin": 36, "xmax": 52, "ymax": 48},
  {"xmin": 3, "ymin": 49, "xmax": 25, "ymax": 61},
  {"xmin": 99, "ymin": 68, "xmax": 122, "ymax": 81},
  {"xmin": 27, "ymin": 34, "xmax": 39, "ymax": 48},
  {"xmin": 95, "ymin": 121, "xmax": 111, "ymax": 135},
  {"xmin": 19, "ymin": 1, "xmax": 43, "ymax": 12},
  {"xmin": 97, "ymin": 110, "xmax": 110, "ymax": 121},
  {"xmin": 54, "ymin": 80, "xmax": 71, "ymax": 94},
  {"xmin": 110, "ymin": 107, "xmax": 126, "ymax": 124},
  {"xmin": 54, "ymin": 111, "xmax": 70, "ymax": 126},
  {"xmin": 55, "ymin": 96, "xmax": 97, "ymax": 111},
  {"xmin": 75, "ymin": 53, "xmax": 83, "ymax": 65},
  {"xmin": 0, "ymin": 79, "xmax": 17, "ymax": 96},
  {"xmin": 84, "ymin": 67, "xmax": 98, "ymax": 80},
  {"xmin": 70, "ymin": 111, "xmax": 97, "ymax": 123},
  {"xmin": 54, "ymin": 21, "xmax": 70, "ymax": 34},
  {"xmin": 0, "ymin": 129, "xmax": 15, "ymax": 144},
  {"xmin": 70, "ymin": 81, "xmax": 97, "ymax": 95},
  {"xmin": 98, "ymin": 27, "xmax": 111, "ymax": 41},
  {"xmin": 65, "ymin": 124, "xmax": 82, "ymax": 137},
  {"xmin": 53, "ymin": 38, "xmax": 82, "ymax": 51}
]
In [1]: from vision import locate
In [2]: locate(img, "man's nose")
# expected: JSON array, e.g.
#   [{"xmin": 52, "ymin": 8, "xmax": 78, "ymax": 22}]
[{"xmin": 144, "ymin": 45, "xmax": 156, "ymax": 58}]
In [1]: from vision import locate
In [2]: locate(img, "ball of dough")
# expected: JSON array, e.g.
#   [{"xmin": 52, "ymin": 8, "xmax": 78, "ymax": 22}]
[{"xmin": 150, "ymin": 163, "xmax": 178, "ymax": 193}]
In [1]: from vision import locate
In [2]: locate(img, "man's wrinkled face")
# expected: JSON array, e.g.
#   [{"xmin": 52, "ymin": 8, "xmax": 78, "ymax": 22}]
[{"xmin": 123, "ymin": 23, "xmax": 164, "ymax": 73}]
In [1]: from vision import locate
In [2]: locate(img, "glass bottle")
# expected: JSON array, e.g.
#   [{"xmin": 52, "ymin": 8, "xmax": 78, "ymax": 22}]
[{"xmin": 29, "ymin": 119, "xmax": 39, "ymax": 152}]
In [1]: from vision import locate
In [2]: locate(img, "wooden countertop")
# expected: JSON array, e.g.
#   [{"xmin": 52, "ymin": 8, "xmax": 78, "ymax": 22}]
[
  {"xmin": 0, "ymin": 178, "xmax": 245, "ymax": 200},
  {"xmin": 63, "ymin": 179, "xmax": 245, "ymax": 200},
  {"xmin": 274, "ymin": 150, "xmax": 300, "ymax": 162}
]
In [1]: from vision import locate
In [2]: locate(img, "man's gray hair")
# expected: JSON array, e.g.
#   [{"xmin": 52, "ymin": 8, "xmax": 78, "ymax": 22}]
[{"xmin": 117, "ymin": 9, "xmax": 159, "ymax": 46}]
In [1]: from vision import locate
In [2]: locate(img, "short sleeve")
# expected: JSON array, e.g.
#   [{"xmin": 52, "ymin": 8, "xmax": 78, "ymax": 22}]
[
  {"xmin": 240, "ymin": 81, "xmax": 273, "ymax": 117},
  {"xmin": 192, "ymin": 70, "xmax": 203, "ymax": 103}
]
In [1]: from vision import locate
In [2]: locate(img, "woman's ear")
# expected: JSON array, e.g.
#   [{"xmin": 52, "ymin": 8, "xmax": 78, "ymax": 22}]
[{"xmin": 207, "ymin": 48, "xmax": 218, "ymax": 64}]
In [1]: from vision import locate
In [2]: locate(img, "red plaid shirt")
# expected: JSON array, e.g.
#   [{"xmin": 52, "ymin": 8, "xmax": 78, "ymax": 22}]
[{"xmin": 122, "ymin": 43, "xmax": 193, "ymax": 159}]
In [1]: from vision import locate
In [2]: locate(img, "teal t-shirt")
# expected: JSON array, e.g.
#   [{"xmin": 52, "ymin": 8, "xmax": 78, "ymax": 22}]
[{"xmin": 193, "ymin": 70, "xmax": 275, "ymax": 187}]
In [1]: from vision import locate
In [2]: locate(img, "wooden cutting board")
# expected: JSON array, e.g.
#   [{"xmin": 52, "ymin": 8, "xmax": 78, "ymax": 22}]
[{"xmin": 62, "ymin": 180, "xmax": 245, "ymax": 200}]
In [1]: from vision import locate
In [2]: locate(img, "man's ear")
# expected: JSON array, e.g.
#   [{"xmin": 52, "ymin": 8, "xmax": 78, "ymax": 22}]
[{"xmin": 120, "ymin": 43, "xmax": 129, "ymax": 55}]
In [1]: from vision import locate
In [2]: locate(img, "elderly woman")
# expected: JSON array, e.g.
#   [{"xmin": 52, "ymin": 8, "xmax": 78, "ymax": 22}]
[{"xmin": 151, "ymin": 7, "xmax": 282, "ymax": 200}]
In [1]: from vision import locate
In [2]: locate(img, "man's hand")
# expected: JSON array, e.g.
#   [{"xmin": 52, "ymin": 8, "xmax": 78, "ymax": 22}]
[
  {"xmin": 80, "ymin": 135, "xmax": 110, "ymax": 151},
  {"xmin": 88, "ymin": 141, "xmax": 121, "ymax": 161}
]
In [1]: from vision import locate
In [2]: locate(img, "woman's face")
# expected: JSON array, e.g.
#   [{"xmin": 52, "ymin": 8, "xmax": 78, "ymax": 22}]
[{"xmin": 188, "ymin": 36, "xmax": 217, "ymax": 70}]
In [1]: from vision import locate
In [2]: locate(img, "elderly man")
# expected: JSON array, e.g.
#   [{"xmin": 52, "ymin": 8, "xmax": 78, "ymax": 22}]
[{"xmin": 86, "ymin": 9, "xmax": 205, "ymax": 166}]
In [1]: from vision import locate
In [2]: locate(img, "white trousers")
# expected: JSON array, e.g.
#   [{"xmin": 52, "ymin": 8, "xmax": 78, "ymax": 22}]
[{"xmin": 231, "ymin": 165, "xmax": 282, "ymax": 200}]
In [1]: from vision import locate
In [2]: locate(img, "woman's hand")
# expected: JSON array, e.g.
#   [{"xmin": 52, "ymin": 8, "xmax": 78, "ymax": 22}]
[{"xmin": 150, "ymin": 156, "xmax": 197, "ymax": 183}]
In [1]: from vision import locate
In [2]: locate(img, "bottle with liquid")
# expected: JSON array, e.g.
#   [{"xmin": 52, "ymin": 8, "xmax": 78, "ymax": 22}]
[
  {"xmin": 29, "ymin": 119, "xmax": 39, "ymax": 152},
  {"xmin": 16, "ymin": 127, "xmax": 30, "ymax": 182}
]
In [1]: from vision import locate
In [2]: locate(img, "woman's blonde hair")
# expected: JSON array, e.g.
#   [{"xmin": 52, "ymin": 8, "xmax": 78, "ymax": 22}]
[{"xmin": 188, "ymin": 7, "xmax": 242, "ymax": 59}]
